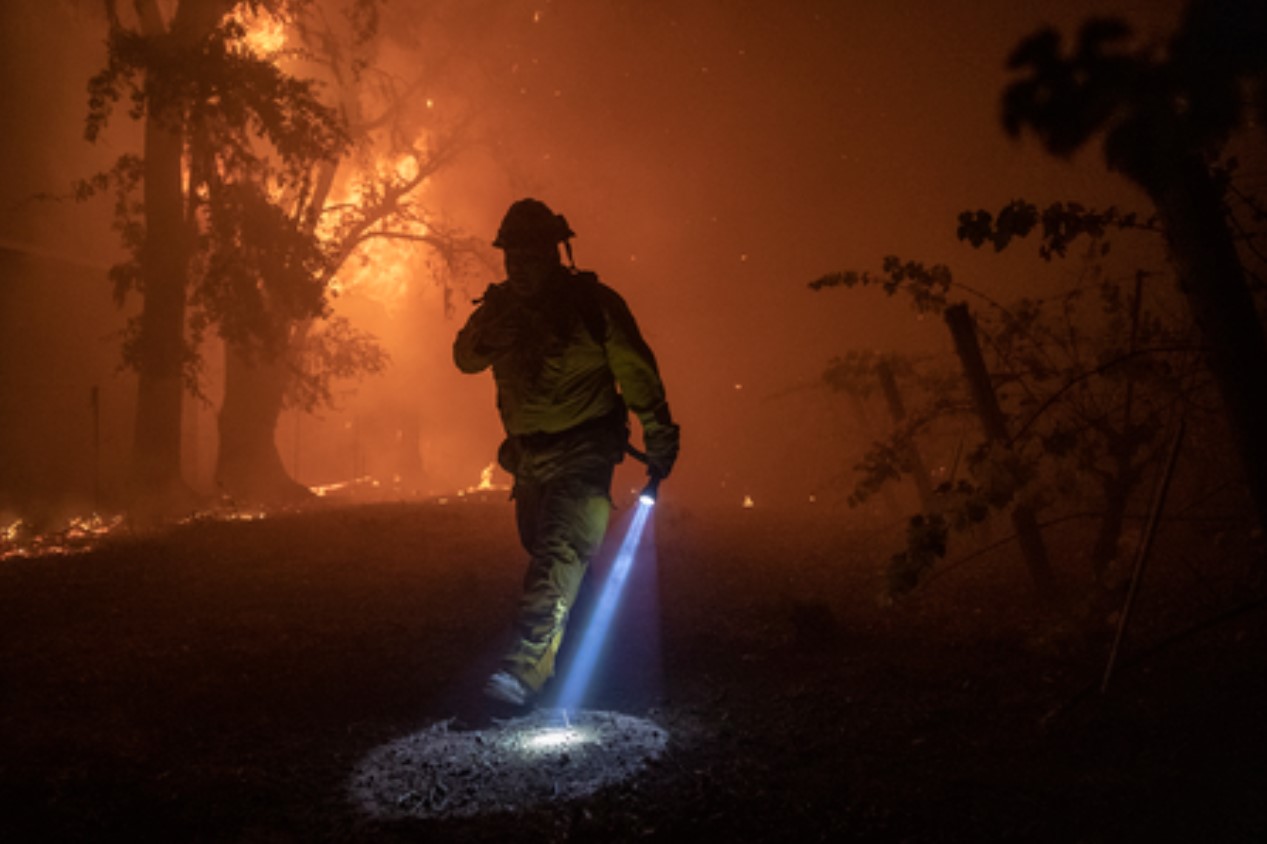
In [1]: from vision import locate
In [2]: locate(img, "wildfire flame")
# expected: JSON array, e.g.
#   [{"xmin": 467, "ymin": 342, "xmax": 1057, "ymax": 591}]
[
  {"xmin": 330, "ymin": 231, "xmax": 425, "ymax": 313},
  {"xmin": 446, "ymin": 463, "xmax": 507, "ymax": 503},
  {"xmin": 322, "ymin": 152, "xmax": 433, "ymax": 313},
  {"xmin": 230, "ymin": 4, "xmax": 287, "ymax": 57},
  {"xmin": 0, "ymin": 513, "xmax": 125, "ymax": 562},
  {"xmin": 310, "ymin": 477, "xmax": 381, "ymax": 498}
]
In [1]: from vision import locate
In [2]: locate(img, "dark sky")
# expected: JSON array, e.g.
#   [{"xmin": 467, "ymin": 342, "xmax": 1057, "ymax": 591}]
[{"xmin": 1, "ymin": 0, "xmax": 1194, "ymax": 513}]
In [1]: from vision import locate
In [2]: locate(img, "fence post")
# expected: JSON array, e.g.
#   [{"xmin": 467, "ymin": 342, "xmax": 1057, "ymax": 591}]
[{"xmin": 944, "ymin": 303, "xmax": 1055, "ymax": 598}]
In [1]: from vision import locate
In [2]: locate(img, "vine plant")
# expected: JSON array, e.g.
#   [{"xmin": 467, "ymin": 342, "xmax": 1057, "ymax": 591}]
[{"xmin": 813, "ymin": 200, "xmax": 1205, "ymax": 598}]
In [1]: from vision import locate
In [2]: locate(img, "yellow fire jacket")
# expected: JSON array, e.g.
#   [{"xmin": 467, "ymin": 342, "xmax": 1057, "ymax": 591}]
[{"xmin": 453, "ymin": 269, "xmax": 677, "ymax": 471}]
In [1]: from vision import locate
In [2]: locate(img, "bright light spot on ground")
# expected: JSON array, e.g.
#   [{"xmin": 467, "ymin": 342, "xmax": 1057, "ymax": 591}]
[
  {"xmin": 742, "ymin": 495, "xmax": 755, "ymax": 508},
  {"xmin": 518, "ymin": 726, "xmax": 593, "ymax": 752},
  {"xmin": 348, "ymin": 709, "xmax": 668, "ymax": 820}
]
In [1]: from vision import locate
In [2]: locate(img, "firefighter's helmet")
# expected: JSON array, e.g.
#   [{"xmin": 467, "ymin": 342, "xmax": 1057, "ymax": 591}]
[{"xmin": 493, "ymin": 198, "xmax": 575, "ymax": 249}]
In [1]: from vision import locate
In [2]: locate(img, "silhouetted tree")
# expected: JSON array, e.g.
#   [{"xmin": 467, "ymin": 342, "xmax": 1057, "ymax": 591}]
[
  {"xmin": 84, "ymin": 0, "xmax": 347, "ymax": 513},
  {"xmin": 1002, "ymin": 0, "xmax": 1267, "ymax": 532},
  {"xmin": 84, "ymin": 1, "xmax": 482, "ymax": 508}
]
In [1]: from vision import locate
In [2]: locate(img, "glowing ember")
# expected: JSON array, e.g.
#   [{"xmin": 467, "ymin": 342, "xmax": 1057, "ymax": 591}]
[
  {"xmin": 742, "ymin": 495, "xmax": 755, "ymax": 508},
  {"xmin": 309, "ymin": 477, "xmax": 381, "ymax": 498},
  {"xmin": 453, "ymin": 464, "xmax": 508, "ymax": 500},
  {"xmin": 0, "ymin": 513, "xmax": 125, "ymax": 561}
]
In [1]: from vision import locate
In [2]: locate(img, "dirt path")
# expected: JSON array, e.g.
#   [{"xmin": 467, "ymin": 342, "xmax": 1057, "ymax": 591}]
[{"xmin": 1, "ymin": 499, "xmax": 1264, "ymax": 841}]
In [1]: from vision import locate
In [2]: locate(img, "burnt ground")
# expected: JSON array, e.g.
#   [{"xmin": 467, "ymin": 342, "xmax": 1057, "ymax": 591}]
[{"xmin": 1, "ymin": 495, "xmax": 1265, "ymax": 842}]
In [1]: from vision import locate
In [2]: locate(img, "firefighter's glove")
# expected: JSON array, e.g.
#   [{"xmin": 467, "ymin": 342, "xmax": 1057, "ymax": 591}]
[
  {"xmin": 471, "ymin": 285, "xmax": 521, "ymax": 357},
  {"xmin": 643, "ymin": 423, "xmax": 680, "ymax": 480}
]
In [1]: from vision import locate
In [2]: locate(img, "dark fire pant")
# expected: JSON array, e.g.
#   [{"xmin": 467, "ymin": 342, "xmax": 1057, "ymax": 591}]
[{"xmin": 500, "ymin": 424, "xmax": 622, "ymax": 692}]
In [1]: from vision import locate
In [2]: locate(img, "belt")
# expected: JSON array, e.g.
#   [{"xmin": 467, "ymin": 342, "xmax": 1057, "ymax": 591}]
[{"xmin": 514, "ymin": 403, "xmax": 627, "ymax": 450}]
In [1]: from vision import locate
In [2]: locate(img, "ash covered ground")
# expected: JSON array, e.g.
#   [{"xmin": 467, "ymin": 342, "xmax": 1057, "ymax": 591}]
[{"xmin": 1, "ymin": 497, "xmax": 1264, "ymax": 842}]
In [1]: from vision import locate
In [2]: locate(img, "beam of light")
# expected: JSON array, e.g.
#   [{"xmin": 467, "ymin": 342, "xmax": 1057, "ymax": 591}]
[{"xmin": 555, "ymin": 499, "xmax": 654, "ymax": 712}]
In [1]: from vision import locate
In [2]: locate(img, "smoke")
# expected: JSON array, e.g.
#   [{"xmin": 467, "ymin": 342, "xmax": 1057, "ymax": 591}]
[{"xmin": 0, "ymin": 0, "xmax": 1190, "ymax": 516}]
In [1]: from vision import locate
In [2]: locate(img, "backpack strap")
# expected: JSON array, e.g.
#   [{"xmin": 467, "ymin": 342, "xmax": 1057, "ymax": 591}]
[{"xmin": 568, "ymin": 270, "xmax": 607, "ymax": 346}]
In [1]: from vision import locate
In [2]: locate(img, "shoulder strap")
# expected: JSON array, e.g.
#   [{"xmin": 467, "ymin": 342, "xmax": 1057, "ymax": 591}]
[{"xmin": 569, "ymin": 271, "xmax": 607, "ymax": 346}]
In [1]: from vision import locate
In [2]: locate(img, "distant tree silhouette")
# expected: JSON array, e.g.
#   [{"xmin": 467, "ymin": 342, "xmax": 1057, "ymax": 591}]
[{"xmin": 1002, "ymin": 0, "xmax": 1267, "ymax": 531}]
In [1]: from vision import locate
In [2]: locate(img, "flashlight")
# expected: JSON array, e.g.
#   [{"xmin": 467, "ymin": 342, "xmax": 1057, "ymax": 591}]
[
  {"xmin": 626, "ymin": 444, "xmax": 663, "ymax": 507},
  {"xmin": 638, "ymin": 473, "xmax": 661, "ymax": 507}
]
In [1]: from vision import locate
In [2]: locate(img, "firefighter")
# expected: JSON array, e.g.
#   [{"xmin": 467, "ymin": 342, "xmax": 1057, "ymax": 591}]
[{"xmin": 454, "ymin": 198, "xmax": 680, "ymax": 706}]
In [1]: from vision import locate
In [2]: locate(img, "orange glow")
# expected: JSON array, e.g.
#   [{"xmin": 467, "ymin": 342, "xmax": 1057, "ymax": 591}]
[
  {"xmin": 229, "ymin": 4, "xmax": 288, "ymax": 58},
  {"xmin": 453, "ymin": 463, "xmax": 508, "ymax": 499},
  {"xmin": 310, "ymin": 477, "xmax": 380, "ymax": 498},
  {"xmin": 330, "ymin": 234, "xmax": 423, "ymax": 313},
  {"xmin": 322, "ymin": 154, "xmax": 433, "ymax": 312},
  {"xmin": 0, "ymin": 514, "xmax": 125, "ymax": 561}
]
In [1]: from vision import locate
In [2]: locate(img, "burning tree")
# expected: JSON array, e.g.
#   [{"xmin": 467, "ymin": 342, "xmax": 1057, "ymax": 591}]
[
  {"xmin": 81, "ymin": 0, "xmax": 483, "ymax": 510},
  {"xmin": 210, "ymin": 1, "xmax": 482, "ymax": 504}
]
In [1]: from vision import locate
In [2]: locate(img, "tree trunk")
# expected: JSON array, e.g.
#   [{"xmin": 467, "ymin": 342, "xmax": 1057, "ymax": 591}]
[
  {"xmin": 1146, "ymin": 155, "xmax": 1267, "ymax": 535},
  {"xmin": 215, "ymin": 343, "xmax": 312, "ymax": 506},
  {"xmin": 876, "ymin": 360, "xmax": 934, "ymax": 508},
  {"xmin": 130, "ymin": 91, "xmax": 192, "ymax": 510},
  {"xmin": 126, "ymin": 0, "xmax": 235, "ymax": 516},
  {"xmin": 394, "ymin": 405, "xmax": 426, "ymax": 492},
  {"xmin": 210, "ymin": 157, "xmax": 340, "ymax": 506},
  {"xmin": 1090, "ymin": 468, "xmax": 1135, "ymax": 583},
  {"xmin": 845, "ymin": 388, "xmax": 904, "ymax": 517}
]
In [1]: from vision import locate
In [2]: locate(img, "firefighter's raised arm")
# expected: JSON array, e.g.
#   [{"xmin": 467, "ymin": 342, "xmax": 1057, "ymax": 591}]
[{"xmin": 453, "ymin": 284, "xmax": 519, "ymax": 373}]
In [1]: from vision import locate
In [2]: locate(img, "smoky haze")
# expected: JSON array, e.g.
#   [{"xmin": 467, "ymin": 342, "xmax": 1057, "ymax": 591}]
[{"xmin": 0, "ymin": 0, "xmax": 1187, "ymax": 521}]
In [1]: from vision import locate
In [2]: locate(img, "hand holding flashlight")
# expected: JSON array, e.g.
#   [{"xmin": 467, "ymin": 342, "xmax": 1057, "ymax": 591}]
[
  {"xmin": 638, "ymin": 471, "xmax": 662, "ymax": 506},
  {"xmin": 626, "ymin": 443, "xmax": 664, "ymax": 506}
]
